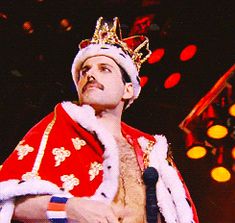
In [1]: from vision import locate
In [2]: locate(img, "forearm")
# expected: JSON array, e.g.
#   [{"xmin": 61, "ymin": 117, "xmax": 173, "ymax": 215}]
[
  {"xmin": 13, "ymin": 195, "xmax": 51, "ymax": 222},
  {"xmin": 13, "ymin": 195, "xmax": 128, "ymax": 223}
]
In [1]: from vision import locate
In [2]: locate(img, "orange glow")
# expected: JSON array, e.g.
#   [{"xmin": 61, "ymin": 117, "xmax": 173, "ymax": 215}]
[
  {"xmin": 60, "ymin": 18, "xmax": 72, "ymax": 31},
  {"xmin": 207, "ymin": 124, "xmax": 228, "ymax": 139},
  {"xmin": 148, "ymin": 48, "xmax": 165, "ymax": 64},
  {"xmin": 186, "ymin": 146, "xmax": 207, "ymax": 159},
  {"xmin": 164, "ymin": 72, "xmax": 181, "ymax": 89},
  {"xmin": 140, "ymin": 76, "xmax": 149, "ymax": 87},
  {"xmin": 210, "ymin": 166, "xmax": 231, "ymax": 182},
  {"xmin": 0, "ymin": 165, "xmax": 2, "ymax": 171},
  {"xmin": 180, "ymin": 44, "xmax": 197, "ymax": 61},
  {"xmin": 228, "ymin": 104, "xmax": 235, "ymax": 117},
  {"xmin": 232, "ymin": 147, "xmax": 235, "ymax": 159},
  {"xmin": 22, "ymin": 21, "xmax": 34, "ymax": 34}
]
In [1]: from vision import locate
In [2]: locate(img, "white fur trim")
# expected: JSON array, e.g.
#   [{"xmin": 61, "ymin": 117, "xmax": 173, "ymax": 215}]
[
  {"xmin": 138, "ymin": 135, "xmax": 195, "ymax": 223},
  {"xmin": 62, "ymin": 101, "xmax": 119, "ymax": 204},
  {"xmin": 156, "ymin": 178, "xmax": 178, "ymax": 223},
  {"xmin": 0, "ymin": 179, "xmax": 63, "ymax": 201},
  {"xmin": 0, "ymin": 179, "xmax": 69, "ymax": 222},
  {"xmin": 0, "ymin": 199, "xmax": 15, "ymax": 223},
  {"xmin": 71, "ymin": 44, "xmax": 141, "ymax": 107}
]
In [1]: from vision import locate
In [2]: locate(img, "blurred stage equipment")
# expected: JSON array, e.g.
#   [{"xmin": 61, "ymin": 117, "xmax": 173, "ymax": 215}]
[{"xmin": 179, "ymin": 64, "xmax": 235, "ymax": 183}]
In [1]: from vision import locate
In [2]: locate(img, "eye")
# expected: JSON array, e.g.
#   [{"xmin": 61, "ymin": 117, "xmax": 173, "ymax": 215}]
[
  {"xmin": 80, "ymin": 66, "xmax": 89, "ymax": 77},
  {"xmin": 100, "ymin": 65, "xmax": 111, "ymax": 72}
]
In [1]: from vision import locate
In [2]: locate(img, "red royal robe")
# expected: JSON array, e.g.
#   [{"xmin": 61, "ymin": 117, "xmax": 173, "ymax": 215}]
[{"xmin": 0, "ymin": 102, "xmax": 199, "ymax": 223}]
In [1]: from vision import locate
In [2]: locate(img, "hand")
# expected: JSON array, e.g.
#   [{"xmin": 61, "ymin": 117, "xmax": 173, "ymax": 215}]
[{"xmin": 66, "ymin": 197, "xmax": 127, "ymax": 223}]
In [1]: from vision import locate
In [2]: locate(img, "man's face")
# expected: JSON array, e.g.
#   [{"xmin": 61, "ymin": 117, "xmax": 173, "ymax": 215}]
[{"xmin": 76, "ymin": 56, "xmax": 133, "ymax": 111}]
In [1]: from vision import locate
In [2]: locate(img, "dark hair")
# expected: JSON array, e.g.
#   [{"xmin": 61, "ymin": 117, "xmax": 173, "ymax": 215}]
[
  {"xmin": 117, "ymin": 65, "xmax": 132, "ymax": 109},
  {"xmin": 118, "ymin": 65, "xmax": 131, "ymax": 84}
]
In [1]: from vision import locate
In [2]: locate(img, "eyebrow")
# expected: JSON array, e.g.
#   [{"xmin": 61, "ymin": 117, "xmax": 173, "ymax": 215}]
[{"xmin": 99, "ymin": 63, "xmax": 114, "ymax": 68}]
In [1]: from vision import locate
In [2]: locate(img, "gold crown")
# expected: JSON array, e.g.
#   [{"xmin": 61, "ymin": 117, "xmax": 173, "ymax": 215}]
[{"xmin": 79, "ymin": 17, "xmax": 152, "ymax": 71}]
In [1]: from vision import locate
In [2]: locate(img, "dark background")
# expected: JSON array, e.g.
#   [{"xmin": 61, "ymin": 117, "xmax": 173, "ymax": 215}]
[{"xmin": 0, "ymin": 1, "xmax": 234, "ymax": 222}]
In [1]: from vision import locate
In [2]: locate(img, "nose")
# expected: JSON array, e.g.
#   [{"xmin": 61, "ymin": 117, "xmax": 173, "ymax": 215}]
[
  {"xmin": 87, "ymin": 74, "xmax": 96, "ymax": 82},
  {"xmin": 84, "ymin": 66, "xmax": 97, "ymax": 80}
]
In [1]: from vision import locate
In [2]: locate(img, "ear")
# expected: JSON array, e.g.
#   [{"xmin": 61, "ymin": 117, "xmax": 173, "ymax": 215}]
[{"xmin": 122, "ymin": 83, "xmax": 134, "ymax": 100}]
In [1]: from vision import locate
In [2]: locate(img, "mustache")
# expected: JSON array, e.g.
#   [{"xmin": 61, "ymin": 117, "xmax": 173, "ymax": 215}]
[{"xmin": 82, "ymin": 79, "xmax": 104, "ymax": 93}]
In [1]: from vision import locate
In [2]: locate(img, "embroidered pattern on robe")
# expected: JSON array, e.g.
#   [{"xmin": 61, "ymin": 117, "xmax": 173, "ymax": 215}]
[
  {"xmin": 15, "ymin": 140, "xmax": 34, "ymax": 160},
  {"xmin": 52, "ymin": 147, "xmax": 71, "ymax": 167},
  {"xmin": 72, "ymin": 137, "xmax": 86, "ymax": 150},
  {"xmin": 89, "ymin": 161, "xmax": 103, "ymax": 181},
  {"xmin": 61, "ymin": 174, "xmax": 80, "ymax": 191}
]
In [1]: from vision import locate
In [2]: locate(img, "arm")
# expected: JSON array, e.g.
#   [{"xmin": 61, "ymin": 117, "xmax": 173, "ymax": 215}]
[
  {"xmin": 14, "ymin": 195, "xmax": 125, "ymax": 223},
  {"xmin": 14, "ymin": 195, "xmax": 50, "ymax": 222}
]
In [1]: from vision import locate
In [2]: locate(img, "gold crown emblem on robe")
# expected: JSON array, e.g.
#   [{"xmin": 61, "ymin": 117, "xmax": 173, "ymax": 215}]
[{"xmin": 79, "ymin": 17, "xmax": 152, "ymax": 71}]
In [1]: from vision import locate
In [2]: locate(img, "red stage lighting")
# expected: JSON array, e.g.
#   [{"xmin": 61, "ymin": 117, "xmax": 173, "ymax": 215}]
[
  {"xmin": 140, "ymin": 76, "xmax": 149, "ymax": 87},
  {"xmin": 142, "ymin": 0, "xmax": 160, "ymax": 7},
  {"xmin": 0, "ymin": 12, "xmax": 8, "ymax": 20},
  {"xmin": 129, "ymin": 14, "xmax": 154, "ymax": 35},
  {"xmin": 164, "ymin": 72, "xmax": 181, "ymax": 89},
  {"xmin": 22, "ymin": 21, "xmax": 34, "ymax": 34},
  {"xmin": 148, "ymin": 48, "xmax": 165, "ymax": 64},
  {"xmin": 180, "ymin": 44, "xmax": 197, "ymax": 61},
  {"xmin": 60, "ymin": 18, "xmax": 72, "ymax": 31}
]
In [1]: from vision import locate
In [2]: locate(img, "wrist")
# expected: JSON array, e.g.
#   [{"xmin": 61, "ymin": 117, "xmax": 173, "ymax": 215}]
[{"xmin": 46, "ymin": 194, "xmax": 73, "ymax": 222}]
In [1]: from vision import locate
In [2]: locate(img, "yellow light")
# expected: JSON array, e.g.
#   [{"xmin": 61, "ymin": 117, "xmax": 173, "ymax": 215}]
[
  {"xmin": 228, "ymin": 104, "xmax": 235, "ymax": 117},
  {"xmin": 210, "ymin": 166, "xmax": 231, "ymax": 182},
  {"xmin": 207, "ymin": 124, "xmax": 228, "ymax": 139},
  {"xmin": 186, "ymin": 146, "xmax": 207, "ymax": 159},
  {"xmin": 232, "ymin": 147, "xmax": 235, "ymax": 159},
  {"xmin": 0, "ymin": 165, "xmax": 2, "ymax": 171}
]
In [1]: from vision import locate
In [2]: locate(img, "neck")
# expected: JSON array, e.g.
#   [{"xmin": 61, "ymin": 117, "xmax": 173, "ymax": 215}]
[{"xmin": 95, "ymin": 105, "xmax": 124, "ymax": 139}]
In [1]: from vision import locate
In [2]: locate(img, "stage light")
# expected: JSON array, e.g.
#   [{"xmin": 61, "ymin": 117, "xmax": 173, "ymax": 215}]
[
  {"xmin": 180, "ymin": 44, "xmax": 197, "ymax": 61},
  {"xmin": 185, "ymin": 132, "xmax": 207, "ymax": 159},
  {"xmin": 232, "ymin": 147, "xmax": 235, "ymax": 159},
  {"xmin": 148, "ymin": 48, "xmax": 165, "ymax": 64},
  {"xmin": 210, "ymin": 166, "xmax": 231, "ymax": 182},
  {"xmin": 0, "ymin": 12, "xmax": 8, "ymax": 20},
  {"xmin": 207, "ymin": 124, "xmax": 228, "ymax": 139},
  {"xmin": 140, "ymin": 76, "xmax": 149, "ymax": 87},
  {"xmin": 129, "ymin": 14, "xmax": 154, "ymax": 35},
  {"xmin": 22, "ymin": 21, "xmax": 34, "ymax": 34},
  {"xmin": 186, "ymin": 146, "xmax": 207, "ymax": 159},
  {"xmin": 202, "ymin": 104, "xmax": 217, "ymax": 120},
  {"xmin": 60, "ymin": 18, "xmax": 72, "ymax": 31},
  {"xmin": 164, "ymin": 72, "xmax": 181, "ymax": 89},
  {"xmin": 228, "ymin": 103, "xmax": 235, "ymax": 117}
]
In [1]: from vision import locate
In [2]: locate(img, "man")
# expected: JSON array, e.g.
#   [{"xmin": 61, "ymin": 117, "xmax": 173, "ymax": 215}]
[{"xmin": 0, "ymin": 17, "xmax": 199, "ymax": 223}]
